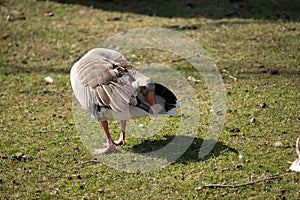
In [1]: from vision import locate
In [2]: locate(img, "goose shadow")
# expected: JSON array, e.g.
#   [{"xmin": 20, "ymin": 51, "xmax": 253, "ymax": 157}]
[{"xmin": 128, "ymin": 135, "xmax": 238, "ymax": 164}]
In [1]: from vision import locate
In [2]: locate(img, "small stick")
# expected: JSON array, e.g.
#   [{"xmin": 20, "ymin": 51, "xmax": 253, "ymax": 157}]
[
  {"xmin": 79, "ymin": 159, "xmax": 100, "ymax": 165},
  {"xmin": 203, "ymin": 175, "xmax": 281, "ymax": 188},
  {"xmin": 170, "ymin": 58, "xmax": 186, "ymax": 63},
  {"xmin": 228, "ymin": 75, "xmax": 238, "ymax": 81},
  {"xmin": 187, "ymin": 76, "xmax": 202, "ymax": 83},
  {"xmin": 170, "ymin": 54, "xmax": 200, "ymax": 63}
]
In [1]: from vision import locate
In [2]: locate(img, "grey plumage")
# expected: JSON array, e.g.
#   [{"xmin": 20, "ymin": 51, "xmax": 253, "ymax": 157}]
[{"xmin": 70, "ymin": 48, "xmax": 178, "ymax": 122}]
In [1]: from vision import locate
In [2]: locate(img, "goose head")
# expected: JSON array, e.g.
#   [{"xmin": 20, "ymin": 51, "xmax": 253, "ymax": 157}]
[{"xmin": 132, "ymin": 77, "xmax": 157, "ymax": 106}]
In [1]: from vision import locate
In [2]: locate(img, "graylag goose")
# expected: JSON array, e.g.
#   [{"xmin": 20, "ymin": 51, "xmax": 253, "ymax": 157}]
[
  {"xmin": 70, "ymin": 48, "xmax": 179, "ymax": 154},
  {"xmin": 290, "ymin": 137, "xmax": 300, "ymax": 172}
]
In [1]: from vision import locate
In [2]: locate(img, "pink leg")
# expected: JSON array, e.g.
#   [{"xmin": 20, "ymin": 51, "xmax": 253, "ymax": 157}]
[
  {"xmin": 93, "ymin": 120, "xmax": 116, "ymax": 155},
  {"xmin": 114, "ymin": 120, "xmax": 126, "ymax": 146}
]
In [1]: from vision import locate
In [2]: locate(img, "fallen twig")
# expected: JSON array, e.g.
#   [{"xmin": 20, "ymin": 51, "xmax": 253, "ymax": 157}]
[
  {"xmin": 163, "ymin": 24, "xmax": 201, "ymax": 30},
  {"xmin": 203, "ymin": 175, "xmax": 281, "ymax": 188},
  {"xmin": 187, "ymin": 76, "xmax": 202, "ymax": 83},
  {"xmin": 228, "ymin": 75, "xmax": 238, "ymax": 81},
  {"xmin": 170, "ymin": 54, "xmax": 200, "ymax": 63},
  {"xmin": 170, "ymin": 57, "xmax": 186, "ymax": 63},
  {"xmin": 79, "ymin": 159, "xmax": 100, "ymax": 165},
  {"xmin": 222, "ymin": 69, "xmax": 238, "ymax": 81}
]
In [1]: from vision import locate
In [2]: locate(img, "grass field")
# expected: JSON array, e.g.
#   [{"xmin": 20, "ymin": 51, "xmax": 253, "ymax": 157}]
[{"xmin": 1, "ymin": 0, "xmax": 300, "ymax": 199}]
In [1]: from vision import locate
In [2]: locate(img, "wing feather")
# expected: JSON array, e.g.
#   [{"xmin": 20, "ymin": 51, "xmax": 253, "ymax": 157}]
[
  {"xmin": 100, "ymin": 85, "xmax": 119, "ymax": 112},
  {"xmin": 109, "ymin": 84, "xmax": 130, "ymax": 112},
  {"xmin": 96, "ymin": 86, "xmax": 110, "ymax": 105},
  {"xmin": 77, "ymin": 57, "xmax": 114, "ymax": 87},
  {"xmin": 71, "ymin": 48, "xmax": 149, "ymax": 115}
]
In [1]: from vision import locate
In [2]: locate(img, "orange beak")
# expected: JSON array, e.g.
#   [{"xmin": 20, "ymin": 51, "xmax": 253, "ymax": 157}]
[{"xmin": 146, "ymin": 91, "xmax": 157, "ymax": 106}]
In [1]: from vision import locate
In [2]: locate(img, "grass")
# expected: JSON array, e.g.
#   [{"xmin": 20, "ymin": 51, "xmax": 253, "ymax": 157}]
[{"xmin": 1, "ymin": 0, "xmax": 300, "ymax": 199}]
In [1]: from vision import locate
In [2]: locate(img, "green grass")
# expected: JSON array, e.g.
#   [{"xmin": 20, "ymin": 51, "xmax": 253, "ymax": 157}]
[{"xmin": 1, "ymin": 0, "xmax": 300, "ymax": 199}]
